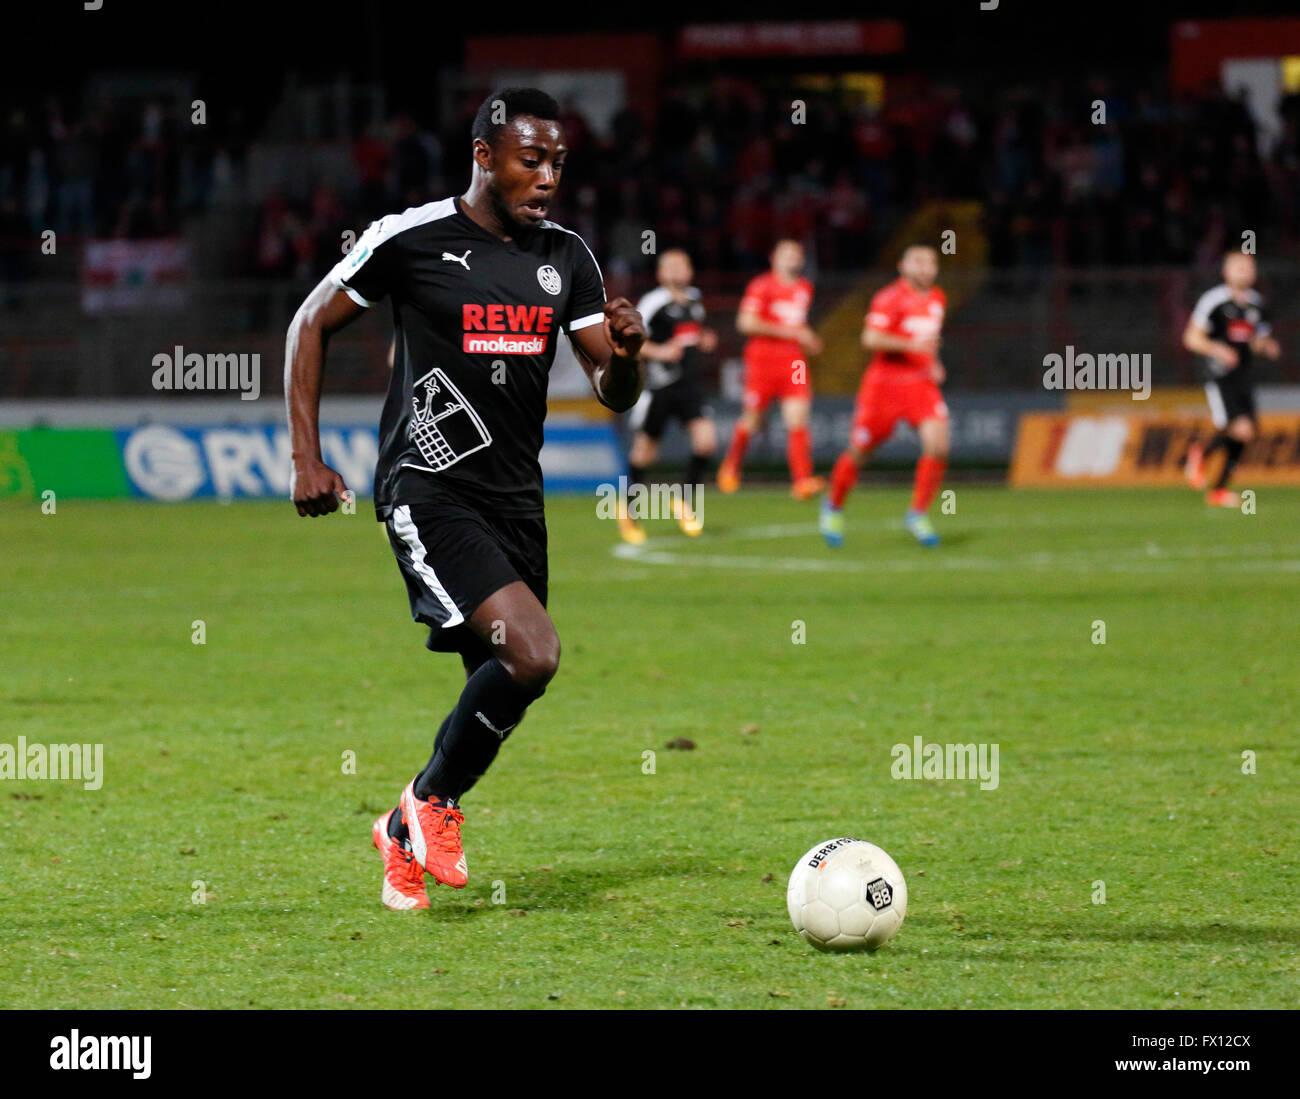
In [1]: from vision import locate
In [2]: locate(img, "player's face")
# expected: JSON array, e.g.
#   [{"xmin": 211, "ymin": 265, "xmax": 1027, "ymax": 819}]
[
  {"xmin": 1222, "ymin": 253, "xmax": 1255, "ymax": 291},
  {"xmin": 479, "ymin": 115, "xmax": 567, "ymax": 233},
  {"xmin": 900, "ymin": 247, "xmax": 939, "ymax": 289},
  {"xmin": 658, "ymin": 251, "xmax": 692, "ymax": 289},
  {"xmin": 771, "ymin": 242, "xmax": 803, "ymax": 279}
]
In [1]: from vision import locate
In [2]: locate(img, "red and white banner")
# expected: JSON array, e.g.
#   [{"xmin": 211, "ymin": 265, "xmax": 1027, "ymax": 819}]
[
  {"xmin": 677, "ymin": 20, "xmax": 905, "ymax": 59},
  {"xmin": 81, "ymin": 238, "xmax": 190, "ymax": 314}
]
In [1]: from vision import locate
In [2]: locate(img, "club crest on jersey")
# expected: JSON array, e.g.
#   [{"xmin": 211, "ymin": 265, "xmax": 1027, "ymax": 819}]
[
  {"xmin": 407, "ymin": 367, "xmax": 492, "ymax": 471},
  {"xmin": 537, "ymin": 264, "xmax": 562, "ymax": 296}
]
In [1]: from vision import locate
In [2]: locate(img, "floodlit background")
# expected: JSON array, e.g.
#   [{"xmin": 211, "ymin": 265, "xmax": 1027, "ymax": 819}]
[{"xmin": 4, "ymin": 3, "xmax": 1300, "ymax": 487}]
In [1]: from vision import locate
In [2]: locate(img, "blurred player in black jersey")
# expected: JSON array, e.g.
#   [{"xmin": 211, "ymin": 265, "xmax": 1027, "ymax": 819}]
[
  {"xmin": 1182, "ymin": 251, "xmax": 1281, "ymax": 507},
  {"xmin": 284, "ymin": 88, "xmax": 644, "ymax": 909},
  {"xmin": 619, "ymin": 249, "xmax": 717, "ymax": 543}
]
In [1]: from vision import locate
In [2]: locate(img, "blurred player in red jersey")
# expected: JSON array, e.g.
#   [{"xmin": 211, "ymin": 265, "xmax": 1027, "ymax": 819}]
[
  {"xmin": 821, "ymin": 244, "xmax": 948, "ymax": 548},
  {"xmin": 718, "ymin": 239, "xmax": 825, "ymax": 500}
]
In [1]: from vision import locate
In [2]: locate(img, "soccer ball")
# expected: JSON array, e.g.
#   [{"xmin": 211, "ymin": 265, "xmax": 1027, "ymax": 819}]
[{"xmin": 786, "ymin": 838, "xmax": 908, "ymax": 952}]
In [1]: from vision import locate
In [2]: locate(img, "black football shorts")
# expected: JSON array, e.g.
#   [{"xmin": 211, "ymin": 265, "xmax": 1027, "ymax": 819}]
[
  {"xmin": 628, "ymin": 378, "xmax": 711, "ymax": 440},
  {"xmin": 384, "ymin": 479, "xmax": 548, "ymax": 653},
  {"xmin": 1205, "ymin": 372, "xmax": 1256, "ymax": 428}
]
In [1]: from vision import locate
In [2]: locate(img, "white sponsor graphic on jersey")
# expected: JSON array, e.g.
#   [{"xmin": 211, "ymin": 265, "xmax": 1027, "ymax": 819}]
[
  {"xmin": 537, "ymin": 264, "xmax": 562, "ymax": 295},
  {"xmin": 463, "ymin": 334, "xmax": 548, "ymax": 354},
  {"xmin": 408, "ymin": 367, "xmax": 492, "ymax": 471},
  {"xmin": 770, "ymin": 296, "xmax": 808, "ymax": 325},
  {"xmin": 441, "ymin": 249, "xmax": 471, "ymax": 270}
]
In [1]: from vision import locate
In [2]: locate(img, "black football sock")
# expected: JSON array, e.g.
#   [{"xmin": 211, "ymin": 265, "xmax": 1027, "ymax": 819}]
[
  {"xmin": 1215, "ymin": 437, "xmax": 1244, "ymax": 489},
  {"xmin": 685, "ymin": 452, "xmax": 710, "ymax": 497},
  {"xmin": 408, "ymin": 707, "xmax": 519, "ymax": 806},
  {"xmin": 628, "ymin": 463, "xmax": 647, "ymax": 491},
  {"xmin": 413, "ymin": 658, "xmax": 545, "ymax": 804},
  {"xmin": 1202, "ymin": 431, "xmax": 1230, "ymax": 459},
  {"xmin": 388, "ymin": 710, "xmax": 455, "ymax": 842},
  {"xmin": 387, "ymin": 806, "xmax": 406, "ymax": 842}
]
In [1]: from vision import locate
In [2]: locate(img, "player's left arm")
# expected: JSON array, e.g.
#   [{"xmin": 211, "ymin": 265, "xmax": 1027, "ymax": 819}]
[
  {"xmin": 930, "ymin": 290, "xmax": 948, "ymax": 384},
  {"xmin": 1252, "ymin": 310, "xmax": 1281, "ymax": 360},
  {"xmin": 571, "ymin": 299, "xmax": 646, "ymax": 413}
]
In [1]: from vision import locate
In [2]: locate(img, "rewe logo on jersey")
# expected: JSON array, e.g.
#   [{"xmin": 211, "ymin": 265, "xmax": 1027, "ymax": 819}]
[{"xmin": 462, "ymin": 303, "xmax": 555, "ymax": 355}]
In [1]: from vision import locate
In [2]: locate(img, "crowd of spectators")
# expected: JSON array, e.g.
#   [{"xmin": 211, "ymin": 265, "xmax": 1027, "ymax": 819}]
[{"xmin": 3, "ymin": 72, "xmax": 1299, "ymax": 285}]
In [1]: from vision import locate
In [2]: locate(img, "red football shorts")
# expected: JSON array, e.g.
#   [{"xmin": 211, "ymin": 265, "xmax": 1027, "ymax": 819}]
[
  {"xmin": 742, "ymin": 350, "xmax": 811, "ymax": 411},
  {"xmin": 851, "ymin": 373, "xmax": 948, "ymax": 450}
]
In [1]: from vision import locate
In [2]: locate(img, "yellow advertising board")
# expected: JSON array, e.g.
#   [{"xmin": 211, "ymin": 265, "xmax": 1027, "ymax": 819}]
[{"xmin": 1010, "ymin": 412, "xmax": 1300, "ymax": 487}]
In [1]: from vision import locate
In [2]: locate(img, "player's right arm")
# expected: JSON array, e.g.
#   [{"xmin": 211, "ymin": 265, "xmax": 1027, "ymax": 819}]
[
  {"xmin": 1183, "ymin": 294, "xmax": 1239, "ymax": 370},
  {"xmin": 1182, "ymin": 319, "xmax": 1238, "ymax": 370},
  {"xmin": 284, "ymin": 278, "xmax": 367, "ymax": 516},
  {"xmin": 640, "ymin": 337, "xmax": 683, "ymax": 361},
  {"xmin": 635, "ymin": 291, "xmax": 683, "ymax": 362}
]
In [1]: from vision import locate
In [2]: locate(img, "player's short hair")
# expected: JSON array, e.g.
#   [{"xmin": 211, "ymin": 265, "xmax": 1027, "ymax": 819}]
[
  {"xmin": 472, "ymin": 88, "xmax": 561, "ymax": 148},
  {"xmin": 902, "ymin": 242, "xmax": 938, "ymax": 258}
]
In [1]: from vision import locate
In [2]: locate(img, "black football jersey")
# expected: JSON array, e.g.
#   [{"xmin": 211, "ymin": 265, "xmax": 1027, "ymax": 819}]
[
  {"xmin": 635, "ymin": 285, "xmax": 707, "ymax": 390},
  {"xmin": 329, "ymin": 196, "xmax": 607, "ymax": 518},
  {"xmin": 1189, "ymin": 284, "xmax": 1272, "ymax": 380}
]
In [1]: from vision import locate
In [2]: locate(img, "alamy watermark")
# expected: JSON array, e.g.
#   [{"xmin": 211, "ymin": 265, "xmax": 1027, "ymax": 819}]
[
  {"xmin": 50, "ymin": 1031, "xmax": 150, "ymax": 1079},
  {"xmin": 596, "ymin": 476, "xmax": 704, "ymax": 523},
  {"xmin": 152, "ymin": 346, "xmax": 261, "ymax": 400},
  {"xmin": 891, "ymin": 737, "xmax": 999, "ymax": 791},
  {"xmin": 1, "ymin": 737, "xmax": 103, "ymax": 790},
  {"xmin": 1042, "ymin": 346, "xmax": 1150, "ymax": 401}
]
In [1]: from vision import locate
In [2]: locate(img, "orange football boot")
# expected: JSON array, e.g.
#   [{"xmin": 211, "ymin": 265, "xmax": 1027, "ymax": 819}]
[
  {"xmin": 1205, "ymin": 488, "xmax": 1241, "ymax": 508},
  {"xmin": 371, "ymin": 808, "xmax": 429, "ymax": 911},
  {"xmin": 617, "ymin": 503, "xmax": 646, "ymax": 545},
  {"xmin": 716, "ymin": 461, "xmax": 740, "ymax": 494},
  {"xmin": 672, "ymin": 495, "xmax": 703, "ymax": 537},
  {"xmin": 400, "ymin": 781, "xmax": 468, "ymax": 888},
  {"xmin": 791, "ymin": 475, "xmax": 826, "ymax": 501}
]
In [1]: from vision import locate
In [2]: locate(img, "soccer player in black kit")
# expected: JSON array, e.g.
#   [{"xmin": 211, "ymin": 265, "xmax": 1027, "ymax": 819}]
[
  {"xmin": 1182, "ymin": 251, "xmax": 1281, "ymax": 507},
  {"xmin": 284, "ymin": 89, "xmax": 645, "ymax": 910},
  {"xmin": 619, "ymin": 248, "xmax": 717, "ymax": 544}
]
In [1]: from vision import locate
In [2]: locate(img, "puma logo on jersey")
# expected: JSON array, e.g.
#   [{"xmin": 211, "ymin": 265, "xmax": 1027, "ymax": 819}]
[
  {"xmin": 442, "ymin": 250, "xmax": 471, "ymax": 270},
  {"xmin": 475, "ymin": 711, "xmax": 517, "ymax": 740}
]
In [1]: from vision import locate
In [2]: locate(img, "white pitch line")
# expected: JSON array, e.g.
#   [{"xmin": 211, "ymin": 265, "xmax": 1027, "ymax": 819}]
[{"xmin": 611, "ymin": 524, "xmax": 1300, "ymax": 575}]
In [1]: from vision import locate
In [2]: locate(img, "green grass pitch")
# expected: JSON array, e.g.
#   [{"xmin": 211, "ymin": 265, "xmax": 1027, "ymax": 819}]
[{"xmin": 1, "ymin": 486, "xmax": 1296, "ymax": 1009}]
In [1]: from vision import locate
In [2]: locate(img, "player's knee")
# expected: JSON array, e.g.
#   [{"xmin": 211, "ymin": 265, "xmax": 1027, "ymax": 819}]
[{"xmin": 503, "ymin": 630, "xmax": 560, "ymax": 691}]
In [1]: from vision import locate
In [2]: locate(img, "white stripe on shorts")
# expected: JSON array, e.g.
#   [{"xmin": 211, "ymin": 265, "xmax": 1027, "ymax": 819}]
[
  {"xmin": 628, "ymin": 388, "xmax": 652, "ymax": 433},
  {"xmin": 390, "ymin": 504, "xmax": 464, "ymax": 628},
  {"xmin": 1204, "ymin": 381, "xmax": 1227, "ymax": 430}
]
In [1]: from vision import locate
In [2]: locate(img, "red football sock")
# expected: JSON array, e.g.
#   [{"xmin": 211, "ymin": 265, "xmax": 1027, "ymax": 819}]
[
  {"xmin": 829, "ymin": 453, "xmax": 858, "ymax": 509},
  {"xmin": 911, "ymin": 455, "xmax": 946, "ymax": 513},
  {"xmin": 724, "ymin": 423, "xmax": 751, "ymax": 471},
  {"xmin": 787, "ymin": 426, "xmax": 813, "ymax": 482}
]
